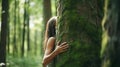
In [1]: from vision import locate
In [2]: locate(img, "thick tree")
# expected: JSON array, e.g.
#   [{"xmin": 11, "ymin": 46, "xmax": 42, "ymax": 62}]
[
  {"xmin": 0, "ymin": 0, "xmax": 9, "ymax": 67},
  {"xmin": 101, "ymin": 0, "xmax": 120, "ymax": 67},
  {"xmin": 55, "ymin": 0, "xmax": 102, "ymax": 67}
]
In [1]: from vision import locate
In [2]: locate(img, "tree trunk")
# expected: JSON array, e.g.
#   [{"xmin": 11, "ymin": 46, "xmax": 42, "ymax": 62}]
[
  {"xmin": 7, "ymin": 1, "xmax": 10, "ymax": 55},
  {"xmin": 21, "ymin": 0, "xmax": 27, "ymax": 57},
  {"xmin": 0, "ymin": 0, "xmax": 9, "ymax": 67},
  {"xmin": 27, "ymin": 15, "xmax": 30, "ymax": 54},
  {"xmin": 43, "ymin": 0, "xmax": 52, "ymax": 24},
  {"xmin": 17, "ymin": 0, "xmax": 21, "ymax": 57},
  {"xmin": 101, "ymin": 0, "xmax": 120, "ymax": 67},
  {"xmin": 56, "ymin": 0, "xmax": 102, "ymax": 67},
  {"xmin": 13, "ymin": 0, "xmax": 17, "ymax": 56},
  {"xmin": 26, "ymin": 0, "xmax": 30, "ymax": 54}
]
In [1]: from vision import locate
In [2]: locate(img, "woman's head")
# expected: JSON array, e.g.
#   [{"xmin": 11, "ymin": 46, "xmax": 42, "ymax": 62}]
[
  {"xmin": 47, "ymin": 16, "xmax": 57, "ymax": 38},
  {"xmin": 44, "ymin": 16, "xmax": 57, "ymax": 51}
]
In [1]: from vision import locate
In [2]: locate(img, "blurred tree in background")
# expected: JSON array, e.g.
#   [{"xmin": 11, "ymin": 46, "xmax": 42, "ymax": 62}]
[
  {"xmin": 0, "ymin": 0, "xmax": 56, "ymax": 67},
  {"xmin": 101, "ymin": 0, "xmax": 120, "ymax": 67}
]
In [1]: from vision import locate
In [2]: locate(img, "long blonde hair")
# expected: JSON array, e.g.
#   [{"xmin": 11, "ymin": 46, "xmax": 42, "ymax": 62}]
[{"xmin": 44, "ymin": 16, "xmax": 57, "ymax": 51}]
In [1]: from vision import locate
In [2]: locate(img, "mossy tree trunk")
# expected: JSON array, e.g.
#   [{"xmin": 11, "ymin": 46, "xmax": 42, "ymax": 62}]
[
  {"xmin": 56, "ymin": 0, "xmax": 103, "ymax": 67},
  {"xmin": 101, "ymin": 0, "xmax": 120, "ymax": 67}
]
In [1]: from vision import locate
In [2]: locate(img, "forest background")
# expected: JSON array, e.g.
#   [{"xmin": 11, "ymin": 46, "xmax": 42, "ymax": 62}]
[{"xmin": 0, "ymin": 0, "xmax": 56, "ymax": 67}]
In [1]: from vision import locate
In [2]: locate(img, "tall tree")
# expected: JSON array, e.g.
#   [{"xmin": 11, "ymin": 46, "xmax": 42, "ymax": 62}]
[
  {"xmin": 43, "ymin": 0, "xmax": 52, "ymax": 24},
  {"xmin": 26, "ymin": 0, "xmax": 30, "ymax": 54},
  {"xmin": 7, "ymin": 0, "xmax": 11, "ymax": 55},
  {"xmin": 13, "ymin": 0, "xmax": 17, "ymax": 56},
  {"xmin": 21, "ymin": 0, "xmax": 27, "ymax": 57},
  {"xmin": 101, "ymin": 0, "xmax": 120, "ymax": 67},
  {"xmin": 55, "ymin": 0, "xmax": 102, "ymax": 67},
  {"xmin": 0, "ymin": 0, "xmax": 9, "ymax": 67}
]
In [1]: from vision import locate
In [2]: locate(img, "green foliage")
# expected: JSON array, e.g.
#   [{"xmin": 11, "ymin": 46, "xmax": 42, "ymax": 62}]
[
  {"xmin": 7, "ymin": 56, "xmax": 42, "ymax": 67},
  {"xmin": 5, "ymin": 0, "xmax": 57, "ymax": 66}
]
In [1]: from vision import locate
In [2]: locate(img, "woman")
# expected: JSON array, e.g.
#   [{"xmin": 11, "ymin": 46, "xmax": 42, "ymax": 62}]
[{"xmin": 42, "ymin": 16, "xmax": 69, "ymax": 67}]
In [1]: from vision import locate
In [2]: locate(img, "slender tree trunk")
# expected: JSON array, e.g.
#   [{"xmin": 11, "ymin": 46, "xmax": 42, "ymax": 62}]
[
  {"xmin": 21, "ymin": 0, "xmax": 27, "ymax": 57},
  {"xmin": 0, "ymin": 0, "xmax": 9, "ymax": 67},
  {"xmin": 27, "ymin": 0, "xmax": 30, "ymax": 53},
  {"xmin": 17, "ymin": 0, "xmax": 21, "ymax": 56},
  {"xmin": 101, "ymin": 0, "xmax": 120, "ymax": 67},
  {"xmin": 43, "ymin": 0, "xmax": 52, "ymax": 24},
  {"xmin": 13, "ymin": 0, "xmax": 17, "ymax": 56},
  {"xmin": 6, "ymin": 0, "xmax": 10, "ymax": 54},
  {"xmin": 56, "ymin": 0, "xmax": 102, "ymax": 67},
  {"xmin": 27, "ymin": 15, "xmax": 30, "ymax": 54}
]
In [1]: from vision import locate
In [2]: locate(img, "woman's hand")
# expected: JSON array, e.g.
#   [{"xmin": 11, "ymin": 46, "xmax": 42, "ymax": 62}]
[{"xmin": 55, "ymin": 41, "xmax": 69, "ymax": 54}]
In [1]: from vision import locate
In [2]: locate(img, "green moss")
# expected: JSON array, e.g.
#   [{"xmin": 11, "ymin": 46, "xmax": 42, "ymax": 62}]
[{"xmin": 56, "ymin": 0, "xmax": 102, "ymax": 67}]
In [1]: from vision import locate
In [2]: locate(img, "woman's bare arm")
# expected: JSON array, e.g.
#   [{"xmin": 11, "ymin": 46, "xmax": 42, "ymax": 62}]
[
  {"xmin": 42, "ymin": 37, "xmax": 56, "ymax": 67},
  {"xmin": 42, "ymin": 37, "xmax": 69, "ymax": 67}
]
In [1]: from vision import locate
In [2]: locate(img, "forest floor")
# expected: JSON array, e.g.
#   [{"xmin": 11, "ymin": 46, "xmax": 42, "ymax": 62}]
[{"xmin": 7, "ymin": 55, "xmax": 42, "ymax": 67}]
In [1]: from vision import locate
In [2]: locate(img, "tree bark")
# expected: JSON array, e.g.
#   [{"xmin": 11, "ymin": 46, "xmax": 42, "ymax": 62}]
[
  {"xmin": 101, "ymin": 0, "xmax": 120, "ymax": 67},
  {"xmin": 56, "ymin": 0, "xmax": 102, "ymax": 67}
]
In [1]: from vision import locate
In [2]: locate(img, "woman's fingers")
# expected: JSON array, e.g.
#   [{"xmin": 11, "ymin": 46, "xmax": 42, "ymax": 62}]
[
  {"xmin": 59, "ymin": 44, "xmax": 69, "ymax": 53},
  {"xmin": 61, "ymin": 44, "xmax": 69, "ymax": 49},
  {"xmin": 56, "ymin": 41, "xmax": 69, "ymax": 54},
  {"xmin": 59, "ymin": 42, "xmax": 67, "ymax": 46}
]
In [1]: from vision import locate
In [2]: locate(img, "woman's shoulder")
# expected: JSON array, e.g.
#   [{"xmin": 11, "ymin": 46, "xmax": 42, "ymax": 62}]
[
  {"xmin": 48, "ymin": 37, "xmax": 56, "ymax": 42},
  {"xmin": 49, "ymin": 37, "xmax": 55, "ymax": 40},
  {"xmin": 47, "ymin": 37, "xmax": 56, "ymax": 47}
]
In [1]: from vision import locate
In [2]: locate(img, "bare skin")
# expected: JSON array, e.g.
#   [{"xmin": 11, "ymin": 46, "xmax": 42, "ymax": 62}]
[{"xmin": 42, "ymin": 37, "xmax": 69, "ymax": 67}]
